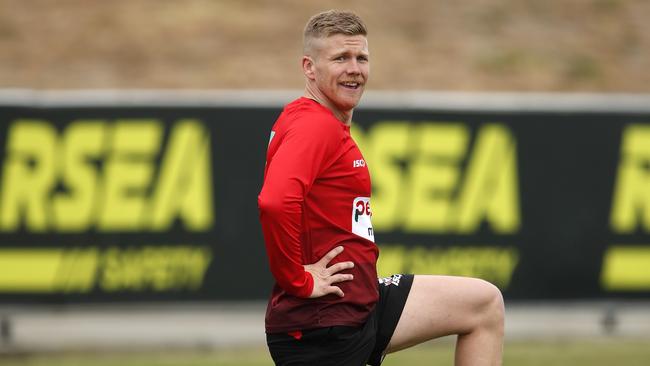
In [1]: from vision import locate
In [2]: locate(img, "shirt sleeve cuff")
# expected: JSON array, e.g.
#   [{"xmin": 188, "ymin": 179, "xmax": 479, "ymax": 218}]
[{"xmin": 295, "ymin": 271, "xmax": 314, "ymax": 298}]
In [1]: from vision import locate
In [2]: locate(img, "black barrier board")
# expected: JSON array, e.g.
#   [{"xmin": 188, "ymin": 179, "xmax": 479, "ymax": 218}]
[{"xmin": 1, "ymin": 94, "xmax": 649, "ymax": 302}]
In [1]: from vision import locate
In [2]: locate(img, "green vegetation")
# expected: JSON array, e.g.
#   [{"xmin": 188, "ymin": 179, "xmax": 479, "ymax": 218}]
[{"xmin": 3, "ymin": 339, "xmax": 650, "ymax": 366}]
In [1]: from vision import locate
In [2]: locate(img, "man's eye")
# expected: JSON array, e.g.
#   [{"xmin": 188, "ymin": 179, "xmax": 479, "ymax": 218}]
[{"xmin": 334, "ymin": 56, "xmax": 346, "ymax": 61}]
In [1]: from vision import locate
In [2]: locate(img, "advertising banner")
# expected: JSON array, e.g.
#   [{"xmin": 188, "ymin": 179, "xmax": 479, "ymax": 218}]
[{"xmin": 0, "ymin": 91, "xmax": 649, "ymax": 302}]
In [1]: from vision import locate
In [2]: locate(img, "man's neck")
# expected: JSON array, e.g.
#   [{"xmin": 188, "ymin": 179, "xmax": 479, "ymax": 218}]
[{"xmin": 303, "ymin": 86, "xmax": 352, "ymax": 125}]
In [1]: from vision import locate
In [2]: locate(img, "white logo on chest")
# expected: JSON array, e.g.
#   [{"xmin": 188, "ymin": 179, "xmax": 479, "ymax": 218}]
[
  {"xmin": 353, "ymin": 159, "xmax": 366, "ymax": 168},
  {"xmin": 352, "ymin": 197, "xmax": 374, "ymax": 242}
]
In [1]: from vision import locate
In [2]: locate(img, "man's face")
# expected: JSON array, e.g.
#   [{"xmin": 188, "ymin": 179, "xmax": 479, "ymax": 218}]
[{"xmin": 307, "ymin": 34, "xmax": 369, "ymax": 112}]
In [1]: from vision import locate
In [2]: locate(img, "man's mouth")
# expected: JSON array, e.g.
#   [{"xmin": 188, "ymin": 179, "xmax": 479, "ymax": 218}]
[{"xmin": 340, "ymin": 81, "xmax": 362, "ymax": 90}]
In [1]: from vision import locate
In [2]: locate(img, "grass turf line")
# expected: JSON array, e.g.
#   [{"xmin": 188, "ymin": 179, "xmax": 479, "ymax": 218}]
[{"xmin": 2, "ymin": 340, "xmax": 650, "ymax": 366}]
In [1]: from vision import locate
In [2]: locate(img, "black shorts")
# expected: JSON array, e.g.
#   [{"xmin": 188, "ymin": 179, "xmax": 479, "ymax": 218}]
[{"xmin": 266, "ymin": 274, "xmax": 414, "ymax": 366}]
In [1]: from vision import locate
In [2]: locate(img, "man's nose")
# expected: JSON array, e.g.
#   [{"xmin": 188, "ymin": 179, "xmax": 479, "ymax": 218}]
[{"xmin": 346, "ymin": 59, "xmax": 361, "ymax": 75}]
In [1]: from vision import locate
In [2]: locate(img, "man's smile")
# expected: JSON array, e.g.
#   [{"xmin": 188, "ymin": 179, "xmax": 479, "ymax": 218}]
[{"xmin": 340, "ymin": 81, "xmax": 362, "ymax": 90}]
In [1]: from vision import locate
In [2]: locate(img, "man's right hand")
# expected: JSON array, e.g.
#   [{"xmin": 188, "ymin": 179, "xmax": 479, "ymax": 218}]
[{"xmin": 303, "ymin": 246, "xmax": 354, "ymax": 298}]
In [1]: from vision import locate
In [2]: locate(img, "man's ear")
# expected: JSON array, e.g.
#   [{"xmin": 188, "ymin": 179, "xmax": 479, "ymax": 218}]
[{"xmin": 302, "ymin": 56, "xmax": 316, "ymax": 80}]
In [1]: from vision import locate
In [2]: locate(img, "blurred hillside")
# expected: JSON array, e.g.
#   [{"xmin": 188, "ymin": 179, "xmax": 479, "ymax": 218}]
[{"xmin": 0, "ymin": 0, "xmax": 648, "ymax": 91}]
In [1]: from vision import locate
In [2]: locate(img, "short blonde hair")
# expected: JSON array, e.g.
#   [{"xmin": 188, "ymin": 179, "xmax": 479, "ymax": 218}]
[{"xmin": 303, "ymin": 10, "xmax": 367, "ymax": 55}]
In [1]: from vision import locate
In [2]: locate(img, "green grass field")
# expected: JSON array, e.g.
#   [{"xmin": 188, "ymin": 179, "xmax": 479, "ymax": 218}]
[{"xmin": 3, "ymin": 339, "xmax": 649, "ymax": 366}]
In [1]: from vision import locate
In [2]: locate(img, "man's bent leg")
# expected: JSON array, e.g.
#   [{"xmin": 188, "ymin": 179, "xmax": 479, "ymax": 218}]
[{"xmin": 386, "ymin": 275, "xmax": 504, "ymax": 366}]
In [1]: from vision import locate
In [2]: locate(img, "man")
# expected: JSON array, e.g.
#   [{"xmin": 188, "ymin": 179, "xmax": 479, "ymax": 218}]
[{"xmin": 258, "ymin": 10, "xmax": 504, "ymax": 366}]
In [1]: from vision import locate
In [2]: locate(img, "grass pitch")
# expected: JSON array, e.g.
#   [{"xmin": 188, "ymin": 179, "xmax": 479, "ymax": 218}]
[{"xmin": 2, "ymin": 339, "xmax": 649, "ymax": 366}]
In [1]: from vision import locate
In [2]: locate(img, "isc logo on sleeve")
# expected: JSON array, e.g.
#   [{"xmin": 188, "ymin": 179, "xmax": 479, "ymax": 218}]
[{"xmin": 352, "ymin": 197, "xmax": 374, "ymax": 242}]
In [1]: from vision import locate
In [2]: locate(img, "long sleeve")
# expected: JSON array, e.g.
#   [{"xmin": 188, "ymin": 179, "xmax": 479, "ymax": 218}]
[{"xmin": 258, "ymin": 113, "xmax": 341, "ymax": 298}]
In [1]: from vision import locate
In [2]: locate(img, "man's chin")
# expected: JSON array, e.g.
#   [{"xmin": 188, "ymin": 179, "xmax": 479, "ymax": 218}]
[{"xmin": 337, "ymin": 94, "xmax": 363, "ymax": 111}]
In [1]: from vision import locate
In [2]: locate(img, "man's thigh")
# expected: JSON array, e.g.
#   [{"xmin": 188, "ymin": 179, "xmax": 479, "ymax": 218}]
[{"xmin": 386, "ymin": 275, "xmax": 502, "ymax": 353}]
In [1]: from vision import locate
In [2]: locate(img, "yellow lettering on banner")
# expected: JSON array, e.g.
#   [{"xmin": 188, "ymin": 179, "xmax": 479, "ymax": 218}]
[
  {"xmin": 377, "ymin": 244, "xmax": 519, "ymax": 288},
  {"xmin": 0, "ymin": 121, "xmax": 57, "ymax": 231},
  {"xmin": 454, "ymin": 124, "xmax": 520, "ymax": 233},
  {"xmin": 601, "ymin": 245, "xmax": 650, "ymax": 290},
  {"xmin": 102, "ymin": 246, "xmax": 135, "ymax": 291},
  {"xmin": 100, "ymin": 246, "xmax": 212, "ymax": 292},
  {"xmin": 0, "ymin": 246, "xmax": 211, "ymax": 293},
  {"xmin": 352, "ymin": 121, "xmax": 520, "ymax": 234},
  {"xmin": 405, "ymin": 124, "xmax": 468, "ymax": 232},
  {"xmin": 0, "ymin": 118, "xmax": 214, "ymax": 233},
  {"xmin": 98, "ymin": 121, "xmax": 162, "ymax": 230},
  {"xmin": 610, "ymin": 125, "xmax": 650, "ymax": 233},
  {"xmin": 148, "ymin": 120, "xmax": 214, "ymax": 231},
  {"xmin": 352, "ymin": 122, "xmax": 411, "ymax": 230},
  {"xmin": 52, "ymin": 121, "xmax": 107, "ymax": 231}
]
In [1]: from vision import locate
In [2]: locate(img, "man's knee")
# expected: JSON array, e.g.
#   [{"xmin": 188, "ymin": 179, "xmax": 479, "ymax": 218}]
[
  {"xmin": 457, "ymin": 278, "xmax": 504, "ymax": 330},
  {"xmin": 477, "ymin": 279, "xmax": 505, "ymax": 329}
]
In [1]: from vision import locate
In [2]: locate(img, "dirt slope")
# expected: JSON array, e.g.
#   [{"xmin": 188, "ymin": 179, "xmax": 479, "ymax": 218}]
[{"xmin": 0, "ymin": 0, "xmax": 648, "ymax": 91}]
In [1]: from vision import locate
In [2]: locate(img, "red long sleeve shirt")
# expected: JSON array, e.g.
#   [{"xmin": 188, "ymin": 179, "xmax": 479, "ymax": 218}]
[{"xmin": 258, "ymin": 97, "xmax": 379, "ymax": 333}]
